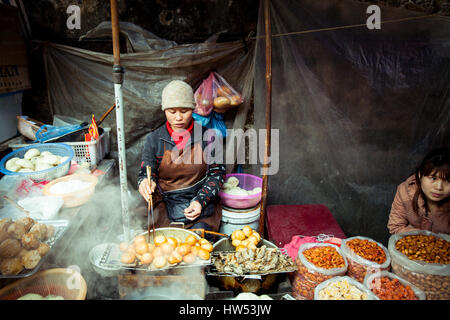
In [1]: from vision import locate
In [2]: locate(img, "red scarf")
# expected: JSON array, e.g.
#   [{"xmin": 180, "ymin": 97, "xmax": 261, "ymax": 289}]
[{"xmin": 166, "ymin": 120, "xmax": 194, "ymax": 150}]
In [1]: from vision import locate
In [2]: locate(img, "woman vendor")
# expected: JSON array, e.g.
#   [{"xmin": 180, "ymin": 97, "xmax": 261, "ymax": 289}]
[
  {"xmin": 387, "ymin": 147, "xmax": 450, "ymax": 234},
  {"xmin": 137, "ymin": 80, "xmax": 226, "ymax": 233}
]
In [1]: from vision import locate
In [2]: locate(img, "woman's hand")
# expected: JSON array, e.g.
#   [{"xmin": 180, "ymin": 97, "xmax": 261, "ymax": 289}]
[
  {"xmin": 184, "ymin": 200, "xmax": 202, "ymax": 221},
  {"xmin": 139, "ymin": 178, "xmax": 156, "ymax": 202}
]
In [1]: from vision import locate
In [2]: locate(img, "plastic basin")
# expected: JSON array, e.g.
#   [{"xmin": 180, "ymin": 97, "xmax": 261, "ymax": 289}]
[{"xmin": 219, "ymin": 173, "xmax": 262, "ymax": 209}]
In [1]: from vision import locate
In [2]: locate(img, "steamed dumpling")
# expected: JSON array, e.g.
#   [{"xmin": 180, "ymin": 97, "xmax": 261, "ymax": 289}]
[
  {"xmin": 226, "ymin": 177, "xmax": 240, "ymax": 187},
  {"xmin": 24, "ymin": 148, "xmax": 40, "ymax": 160},
  {"xmin": 15, "ymin": 159, "xmax": 34, "ymax": 169}
]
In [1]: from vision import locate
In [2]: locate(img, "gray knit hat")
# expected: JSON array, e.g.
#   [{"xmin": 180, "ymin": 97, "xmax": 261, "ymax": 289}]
[{"xmin": 161, "ymin": 80, "xmax": 195, "ymax": 111}]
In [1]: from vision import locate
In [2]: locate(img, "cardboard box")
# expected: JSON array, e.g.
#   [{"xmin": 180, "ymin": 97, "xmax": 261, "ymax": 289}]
[{"xmin": 0, "ymin": 4, "xmax": 31, "ymax": 94}]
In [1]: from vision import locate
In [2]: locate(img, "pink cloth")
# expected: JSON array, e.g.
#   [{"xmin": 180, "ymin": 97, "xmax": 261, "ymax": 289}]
[
  {"xmin": 283, "ymin": 236, "xmax": 317, "ymax": 260},
  {"xmin": 283, "ymin": 236, "xmax": 343, "ymax": 260}
]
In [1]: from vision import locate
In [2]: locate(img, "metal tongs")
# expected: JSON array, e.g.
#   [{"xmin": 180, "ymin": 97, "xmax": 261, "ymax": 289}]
[{"xmin": 146, "ymin": 166, "xmax": 156, "ymax": 239}]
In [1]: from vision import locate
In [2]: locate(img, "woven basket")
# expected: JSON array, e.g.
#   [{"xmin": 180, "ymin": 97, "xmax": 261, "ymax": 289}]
[{"xmin": 0, "ymin": 268, "xmax": 87, "ymax": 300}]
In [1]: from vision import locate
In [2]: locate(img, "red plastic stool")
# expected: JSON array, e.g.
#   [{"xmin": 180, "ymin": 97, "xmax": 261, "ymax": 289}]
[{"xmin": 265, "ymin": 204, "xmax": 346, "ymax": 247}]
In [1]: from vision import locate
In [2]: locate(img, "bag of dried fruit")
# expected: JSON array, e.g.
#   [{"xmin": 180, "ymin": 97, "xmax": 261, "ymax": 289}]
[
  {"xmin": 314, "ymin": 275, "xmax": 379, "ymax": 300},
  {"xmin": 364, "ymin": 270, "xmax": 426, "ymax": 300},
  {"xmin": 291, "ymin": 243, "xmax": 347, "ymax": 300},
  {"xmin": 341, "ymin": 236, "xmax": 391, "ymax": 283},
  {"xmin": 388, "ymin": 230, "xmax": 450, "ymax": 300}
]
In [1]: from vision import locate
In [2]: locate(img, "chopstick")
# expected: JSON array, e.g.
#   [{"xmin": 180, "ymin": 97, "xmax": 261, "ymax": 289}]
[
  {"xmin": 146, "ymin": 166, "xmax": 156, "ymax": 239},
  {"xmin": 3, "ymin": 195, "xmax": 30, "ymax": 216}
]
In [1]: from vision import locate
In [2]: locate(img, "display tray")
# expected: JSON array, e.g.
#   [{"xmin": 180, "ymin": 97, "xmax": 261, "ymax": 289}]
[
  {"xmin": 0, "ymin": 219, "xmax": 70, "ymax": 279},
  {"xmin": 207, "ymin": 247, "xmax": 298, "ymax": 277},
  {"xmin": 98, "ymin": 242, "xmax": 211, "ymax": 273}
]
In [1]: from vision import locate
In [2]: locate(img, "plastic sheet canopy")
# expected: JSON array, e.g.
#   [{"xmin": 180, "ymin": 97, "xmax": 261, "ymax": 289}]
[
  {"xmin": 43, "ymin": 22, "xmax": 255, "ymax": 188},
  {"xmin": 251, "ymin": 0, "xmax": 450, "ymax": 244}
]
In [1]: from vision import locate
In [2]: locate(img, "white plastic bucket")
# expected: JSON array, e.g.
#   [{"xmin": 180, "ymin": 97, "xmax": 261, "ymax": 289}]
[{"xmin": 219, "ymin": 204, "xmax": 261, "ymax": 235}]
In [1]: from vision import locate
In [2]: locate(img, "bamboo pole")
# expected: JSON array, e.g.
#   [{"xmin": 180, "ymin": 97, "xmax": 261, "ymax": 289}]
[{"xmin": 259, "ymin": 0, "xmax": 272, "ymax": 236}]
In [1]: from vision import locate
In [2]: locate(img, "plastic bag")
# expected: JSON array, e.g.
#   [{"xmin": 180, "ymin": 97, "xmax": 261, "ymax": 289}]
[
  {"xmin": 341, "ymin": 236, "xmax": 391, "ymax": 283},
  {"xmin": 192, "ymin": 111, "xmax": 227, "ymax": 137},
  {"xmin": 194, "ymin": 72, "xmax": 215, "ymax": 116},
  {"xmin": 35, "ymin": 124, "xmax": 84, "ymax": 143},
  {"xmin": 388, "ymin": 230, "xmax": 450, "ymax": 300},
  {"xmin": 291, "ymin": 243, "xmax": 347, "ymax": 300},
  {"xmin": 194, "ymin": 71, "xmax": 244, "ymax": 116},
  {"xmin": 364, "ymin": 270, "xmax": 426, "ymax": 300},
  {"xmin": 314, "ymin": 276, "xmax": 378, "ymax": 300},
  {"xmin": 212, "ymin": 72, "xmax": 243, "ymax": 114}
]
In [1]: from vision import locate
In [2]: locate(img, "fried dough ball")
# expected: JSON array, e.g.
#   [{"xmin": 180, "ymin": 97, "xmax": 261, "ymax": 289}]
[
  {"xmin": 7, "ymin": 222, "xmax": 26, "ymax": 240},
  {"xmin": 0, "ymin": 238, "xmax": 22, "ymax": 258},
  {"xmin": 0, "ymin": 218, "xmax": 13, "ymax": 231},
  {"xmin": 37, "ymin": 243, "xmax": 50, "ymax": 257},
  {"xmin": 17, "ymin": 248, "xmax": 29, "ymax": 259},
  {"xmin": 45, "ymin": 225, "xmax": 55, "ymax": 239},
  {"xmin": 29, "ymin": 223, "xmax": 48, "ymax": 241},
  {"xmin": 0, "ymin": 257, "xmax": 24, "ymax": 275},
  {"xmin": 17, "ymin": 217, "xmax": 35, "ymax": 232},
  {"xmin": 21, "ymin": 250, "xmax": 41, "ymax": 269},
  {"xmin": 21, "ymin": 232, "xmax": 40, "ymax": 250},
  {"xmin": 0, "ymin": 229, "xmax": 10, "ymax": 243}
]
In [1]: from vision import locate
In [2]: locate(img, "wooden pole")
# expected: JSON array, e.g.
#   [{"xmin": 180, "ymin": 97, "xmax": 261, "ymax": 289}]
[
  {"xmin": 110, "ymin": 0, "xmax": 121, "ymax": 66},
  {"xmin": 259, "ymin": 0, "xmax": 272, "ymax": 236}
]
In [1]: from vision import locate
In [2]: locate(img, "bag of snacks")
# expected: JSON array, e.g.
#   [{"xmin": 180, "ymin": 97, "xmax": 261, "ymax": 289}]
[
  {"xmin": 194, "ymin": 72, "xmax": 215, "ymax": 116},
  {"xmin": 211, "ymin": 72, "xmax": 243, "ymax": 113},
  {"xmin": 364, "ymin": 270, "xmax": 426, "ymax": 300},
  {"xmin": 314, "ymin": 276, "xmax": 378, "ymax": 300},
  {"xmin": 341, "ymin": 236, "xmax": 391, "ymax": 283},
  {"xmin": 388, "ymin": 230, "xmax": 450, "ymax": 300},
  {"xmin": 291, "ymin": 243, "xmax": 347, "ymax": 300}
]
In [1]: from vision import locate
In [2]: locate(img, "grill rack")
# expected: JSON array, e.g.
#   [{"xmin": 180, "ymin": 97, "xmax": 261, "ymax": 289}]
[
  {"xmin": 97, "ymin": 242, "xmax": 211, "ymax": 273},
  {"xmin": 0, "ymin": 219, "xmax": 69, "ymax": 279},
  {"xmin": 207, "ymin": 247, "xmax": 298, "ymax": 277}
]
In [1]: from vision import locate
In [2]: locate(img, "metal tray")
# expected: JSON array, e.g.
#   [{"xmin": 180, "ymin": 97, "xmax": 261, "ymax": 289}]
[
  {"xmin": 0, "ymin": 219, "xmax": 70, "ymax": 279},
  {"xmin": 98, "ymin": 242, "xmax": 211, "ymax": 273},
  {"xmin": 207, "ymin": 247, "xmax": 298, "ymax": 277}
]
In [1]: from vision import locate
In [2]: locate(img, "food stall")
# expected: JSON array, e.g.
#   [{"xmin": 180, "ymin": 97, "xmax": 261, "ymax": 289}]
[{"xmin": 0, "ymin": 0, "xmax": 449, "ymax": 303}]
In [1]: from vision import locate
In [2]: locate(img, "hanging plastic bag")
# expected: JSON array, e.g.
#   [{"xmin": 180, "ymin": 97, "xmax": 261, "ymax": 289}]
[
  {"xmin": 193, "ymin": 111, "xmax": 227, "ymax": 137},
  {"xmin": 212, "ymin": 71, "xmax": 243, "ymax": 113},
  {"xmin": 209, "ymin": 112, "xmax": 227, "ymax": 137},
  {"xmin": 194, "ymin": 72, "xmax": 215, "ymax": 116}
]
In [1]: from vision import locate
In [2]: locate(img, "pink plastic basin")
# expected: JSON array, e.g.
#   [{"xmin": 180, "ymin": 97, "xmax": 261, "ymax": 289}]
[{"xmin": 219, "ymin": 173, "xmax": 262, "ymax": 209}]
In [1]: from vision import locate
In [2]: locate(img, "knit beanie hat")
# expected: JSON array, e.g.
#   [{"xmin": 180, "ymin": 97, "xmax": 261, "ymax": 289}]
[{"xmin": 161, "ymin": 80, "xmax": 195, "ymax": 111}]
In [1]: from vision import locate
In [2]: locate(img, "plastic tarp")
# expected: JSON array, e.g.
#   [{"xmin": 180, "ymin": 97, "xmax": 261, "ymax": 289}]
[
  {"xmin": 42, "ymin": 22, "xmax": 255, "ymax": 188},
  {"xmin": 251, "ymin": 0, "xmax": 450, "ymax": 244}
]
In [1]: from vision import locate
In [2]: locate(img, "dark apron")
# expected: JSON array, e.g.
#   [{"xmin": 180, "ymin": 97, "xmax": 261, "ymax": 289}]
[{"xmin": 144, "ymin": 140, "xmax": 222, "ymax": 232}]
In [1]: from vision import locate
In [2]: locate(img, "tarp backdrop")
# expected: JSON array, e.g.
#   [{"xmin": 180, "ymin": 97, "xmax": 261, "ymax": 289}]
[
  {"xmin": 252, "ymin": 0, "xmax": 450, "ymax": 244},
  {"xmin": 42, "ymin": 22, "xmax": 255, "ymax": 190}
]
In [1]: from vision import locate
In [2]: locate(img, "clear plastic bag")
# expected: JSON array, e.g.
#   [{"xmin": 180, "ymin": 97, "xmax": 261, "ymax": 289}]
[
  {"xmin": 314, "ymin": 275, "xmax": 378, "ymax": 300},
  {"xmin": 194, "ymin": 72, "xmax": 215, "ymax": 116},
  {"xmin": 341, "ymin": 236, "xmax": 391, "ymax": 283},
  {"xmin": 364, "ymin": 270, "xmax": 426, "ymax": 300},
  {"xmin": 194, "ymin": 71, "xmax": 244, "ymax": 116},
  {"xmin": 388, "ymin": 230, "xmax": 450, "ymax": 300},
  {"xmin": 212, "ymin": 72, "xmax": 243, "ymax": 113},
  {"xmin": 291, "ymin": 243, "xmax": 347, "ymax": 300}
]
